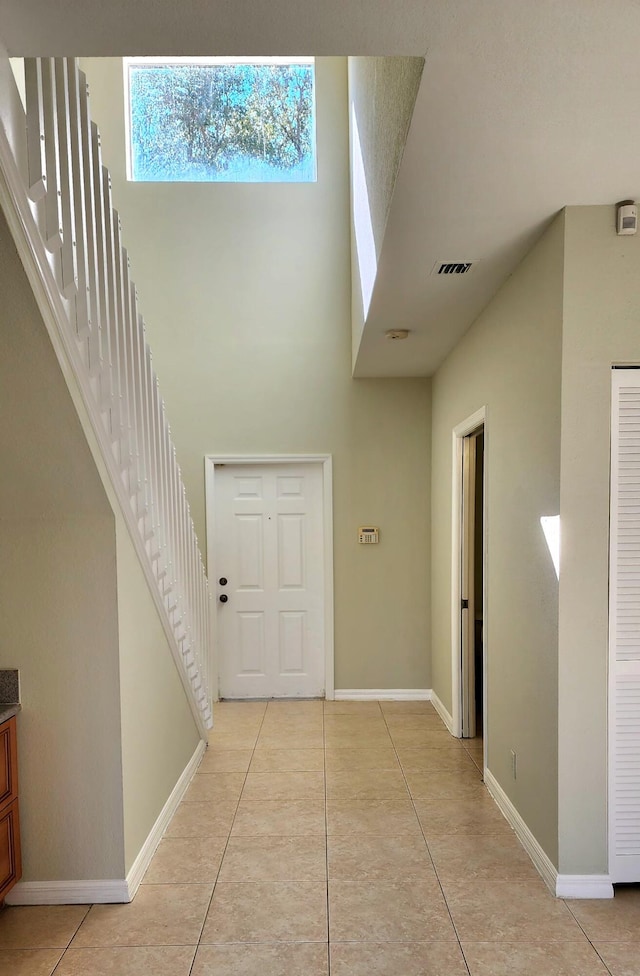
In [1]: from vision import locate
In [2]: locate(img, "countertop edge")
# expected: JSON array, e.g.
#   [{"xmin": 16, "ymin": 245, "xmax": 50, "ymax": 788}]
[{"xmin": 0, "ymin": 704, "xmax": 21, "ymax": 725}]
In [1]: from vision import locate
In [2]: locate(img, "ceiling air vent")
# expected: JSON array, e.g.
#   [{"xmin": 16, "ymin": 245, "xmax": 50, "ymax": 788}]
[{"xmin": 433, "ymin": 261, "xmax": 476, "ymax": 276}]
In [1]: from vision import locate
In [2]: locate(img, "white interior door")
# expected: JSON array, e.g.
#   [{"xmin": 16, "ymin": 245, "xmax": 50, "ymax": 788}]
[
  {"xmin": 214, "ymin": 462, "xmax": 325, "ymax": 699},
  {"xmin": 609, "ymin": 369, "xmax": 640, "ymax": 882}
]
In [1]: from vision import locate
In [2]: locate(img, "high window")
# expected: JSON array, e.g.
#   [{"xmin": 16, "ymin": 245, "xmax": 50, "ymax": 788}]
[{"xmin": 125, "ymin": 57, "xmax": 316, "ymax": 183}]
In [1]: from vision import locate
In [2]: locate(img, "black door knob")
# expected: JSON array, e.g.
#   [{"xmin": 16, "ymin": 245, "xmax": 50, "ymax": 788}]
[
  {"xmin": 219, "ymin": 577, "xmax": 228, "ymax": 586},
  {"xmin": 219, "ymin": 593, "xmax": 228, "ymax": 603}
]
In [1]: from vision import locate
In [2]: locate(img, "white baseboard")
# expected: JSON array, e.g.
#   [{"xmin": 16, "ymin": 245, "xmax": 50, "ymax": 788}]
[
  {"xmin": 483, "ymin": 768, "xmax": 558, "ymax": 895},
  {"xmin": 556, "ymin": 875, "xmax": 614, "ymax": 899},
  {"xmin": 484, "ymin": 770, "xmax": 614, "ymax": 900},
  {"xmin": 125, "ymin": 738, "xmax": 206, "ymax": 899},
  {"xmin": 6, "ymin": 739, "xmax": 206, "ymax": 906},
  {"xmin": 5, "ymin": 879, "xmax": 129, "ymax": 906},
  {"xmin": 430, "ymin": 690, "xmax": 454, "ymax": 733},
  {"xmin": 334, "ymin": 689, "xmax": 432, "ymax": 701}
]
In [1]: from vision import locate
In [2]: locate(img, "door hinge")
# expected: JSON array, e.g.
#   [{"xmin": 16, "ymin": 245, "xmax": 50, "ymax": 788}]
[{"xmin": 461, "ymin": 598, "xmax": 469, "ymax": 610}]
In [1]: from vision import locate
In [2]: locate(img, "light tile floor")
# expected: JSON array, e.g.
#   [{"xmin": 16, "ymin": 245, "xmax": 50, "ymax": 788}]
[{"xmin": 1, "ymin": 700, "xmax": 640, "ymax": 974}]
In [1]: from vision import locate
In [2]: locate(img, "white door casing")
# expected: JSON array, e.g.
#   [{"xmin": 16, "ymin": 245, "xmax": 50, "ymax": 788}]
[
  {"xmin": 451, "ymin": 408, "xmax": 487, "ymax": 762},
  {"xmin": 206, "ymin": 457, "xmax": 332, "ymax": 699},
  {"xmin": 461, "ymin": 432, "xmax": 478, "ymax": 738},
  {"xmin": 609, "ymin": 369, "xmax": 640, "ymax": 882}
]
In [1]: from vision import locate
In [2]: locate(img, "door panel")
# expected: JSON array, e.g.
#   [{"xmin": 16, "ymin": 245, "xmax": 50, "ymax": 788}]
[
  {"xmin": 237, "ymin": 516, "xmax": 264, "ymax": 589},
  {"xmin": 278, "ymin": 475, "xmax": 304, "ymax": 496},
  {"xmin": 238, "ymin": 612, "xmax": 266, "ymax": 675},
  {"xmin": 236, "ymin": 476, "xmax": 263, "ymax": 498},
  {"xmin": 216, "ymin": 462, "xmax": 325, "ymax": 698},
  {"xmin": 278, "ymin": 515, "xmax": 305, "ymax": 589},
  {"xmin": 279, "ymin": 611, "xmax": 306, "ymax": 673}
]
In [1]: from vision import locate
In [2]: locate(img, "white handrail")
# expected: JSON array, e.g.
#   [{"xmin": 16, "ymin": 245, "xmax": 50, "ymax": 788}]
[{"xmin": 1, "ymin": 57, "xmax": 212, "ymax": 732}]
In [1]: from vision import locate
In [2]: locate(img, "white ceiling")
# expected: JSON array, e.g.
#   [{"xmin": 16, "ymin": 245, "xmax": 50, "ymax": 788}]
[
  {"xmin": 0, "ymin": 0, "xmax": 434, "ymax": 56},
  {"xmin": 354, "ymin": 1, "xmax": 640, "ymax": 375},
  {"xmin": 4, "ymin": 0, "xmax": 640, "ymax": 376}
]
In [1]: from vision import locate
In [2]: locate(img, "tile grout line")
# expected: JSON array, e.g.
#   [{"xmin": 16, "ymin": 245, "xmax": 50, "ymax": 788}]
[
  {"xmin": 322, "ymin": 700, "xmax": 331, "ymax": 976},
  {"xmin": 49, "ymin": 904, "xmax": 93, "ymax": 975},
  {"xmin": 206, "ymin": 699, "xmax": 327, "ymax": 964},
  {"xmin": 11, "ymin": 702, "xmax": 615, "ymax": 974},
  {"xmin": 187, "ymin": 700, "xmax": 270, "ymax": 974},
  {"xmin": 325, "ymin": 698, "xmax": 391, "ymax": 973},
  {"xmin": 383, "ymin": 711, "xmax": 600, "ymax": 969},
  {"xmin": 1, "ymin": 703, "xmax": 622, "ymax": 976},
  {"xmin": 461, "ymin": 738, "xmax": 484, "ymax": 776},
  {"xmin": 561, "ymin": 900, "xmax": 616, "ymax": 976},
  {"xmin": 379, "ymin": 702, "xmax": 474, "ymax": 976}
]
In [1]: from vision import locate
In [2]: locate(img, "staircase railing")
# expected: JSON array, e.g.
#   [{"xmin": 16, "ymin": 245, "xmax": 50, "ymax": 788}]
[{"xmin": 0, "ymin": 56, "xmax": 212, "ymax": 733}]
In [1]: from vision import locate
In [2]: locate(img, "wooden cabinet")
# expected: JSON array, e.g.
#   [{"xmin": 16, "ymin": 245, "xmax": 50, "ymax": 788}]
[{"xmin": 0, "ymin": 717, "xmax": 21, "ymax": 901}]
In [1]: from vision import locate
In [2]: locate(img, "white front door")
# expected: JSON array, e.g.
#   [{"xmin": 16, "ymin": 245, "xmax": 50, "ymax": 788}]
[{"xmin": 214, "ymin": 462, "xmax": 325, "ymax": 699}]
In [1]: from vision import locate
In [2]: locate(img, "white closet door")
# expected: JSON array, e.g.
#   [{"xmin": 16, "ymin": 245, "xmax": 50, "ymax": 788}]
[{"xmin": 609, "ymin": 369, "xmax": 640, "ymax": 882}]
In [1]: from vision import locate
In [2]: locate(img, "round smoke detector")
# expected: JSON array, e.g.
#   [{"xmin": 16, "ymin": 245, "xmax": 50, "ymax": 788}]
[{"xmin": 385, "ymin": 329, "xmax": 410, "ymax": 340}]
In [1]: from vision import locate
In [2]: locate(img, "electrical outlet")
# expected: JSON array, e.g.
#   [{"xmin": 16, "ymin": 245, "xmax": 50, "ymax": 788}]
[{"xmin": 510, "ymin": 749, "xmax": 517, "ymax": 779}]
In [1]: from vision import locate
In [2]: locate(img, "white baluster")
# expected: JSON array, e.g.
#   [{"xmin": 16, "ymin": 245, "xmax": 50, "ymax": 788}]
[
  {"xmin": 183, "ymin": 490, "xmax": 196, "ymax": 672},
  {"xmin": 127, "ymin": 289, "xmax": 151, "ymax": 524},
  {"xmin": 144, "ymin": 348, "xmax": 163, "ymax": 564},
  {"xmin": 24, "ymin": 58, "xmax": 47, "ymax": 202},
  {"xmin": 119, "ymin": 246, "xmax": 144, "ymax": 510},
  {"xmin": 112, "ymin": 219, "xmax": 134, "ymax": 479},
  {"xmin": 133, "ymin": 308, "xmax": 154, "ymax": 543},
  {"xmin": 53, "ymin": 59, "xmax": 79, "ymax": 306},
  {"xmin": 66, "ymin": 60, "xmax": 94, "ymax": 345},
  {"xmin": 102, "ymin": 178, "xmax": 129, "ymax": 465},
  {"xmin": 172, "ymin": 450, "xmax": 186, "ymax": 627},
  {"xmin": 153, "ymin": 376, "xmax": 172, "ymax": 591},
  {"xmin": 39, "ymin": 58, "xmax": 63, "ymax": 253},
  {"xmin": 87, "ymin": 122, "xmax": 113, "ymax": 411},
  {"xmin": 162, "ymin": 409, "xmax": 179, "ymax": 614},
  {"xmin": 12, "ymin": 58, "xmax": 213, "ymax": 724}
]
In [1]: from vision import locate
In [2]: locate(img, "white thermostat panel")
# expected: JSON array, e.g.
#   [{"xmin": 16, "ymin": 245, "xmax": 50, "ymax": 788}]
[{"xmin": 358, "ymin": 526, "xmax": 379, "ymax": 544}]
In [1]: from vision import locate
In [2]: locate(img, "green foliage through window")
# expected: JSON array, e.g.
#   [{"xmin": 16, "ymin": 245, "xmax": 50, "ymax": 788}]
[{"xmin": 127, "ymin": 60, "xmax": 316, "ymax": 183}]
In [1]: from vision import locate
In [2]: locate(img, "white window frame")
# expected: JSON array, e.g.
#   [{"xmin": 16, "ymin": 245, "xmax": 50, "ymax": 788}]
[{"xmin": 123, "ymin": 56, "xmax": 316, "ymax": 183}]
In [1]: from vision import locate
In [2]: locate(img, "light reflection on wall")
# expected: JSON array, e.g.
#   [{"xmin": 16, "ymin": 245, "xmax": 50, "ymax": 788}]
[
  {"xmin": 540, "ymin": 515, "xmax": 560, "ymax": 579},
  {"xmin": 351, "ymin": 105, "xmax": 378, "ymax": 319}
]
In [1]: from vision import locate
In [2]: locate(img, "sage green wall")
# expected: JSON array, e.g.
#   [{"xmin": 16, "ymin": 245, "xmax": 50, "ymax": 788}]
[
  {"xmin": 116, "ymin": 514, "xmax": 201, "ymax": 872},
  {"xmin": 431, "ymin": 213, "xmax": 564, "ymax": 864},
  {"xmin": 0, "ymin": 518, "xmax": 125, "ymax": 880},
  {"xmin": 0, "ymin": 208, "xmax": 125, "ymax": 880},
  {"xmin": 559, "ymin": 205, "xmax": 640, "ymax": 874},
  {"xmin": 0, "ymin": 185, "xmax": 200, "ymax": 884},
  {"xmin": 82, "ymin": 57, "xmax": 432, "ymax": 691}
]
